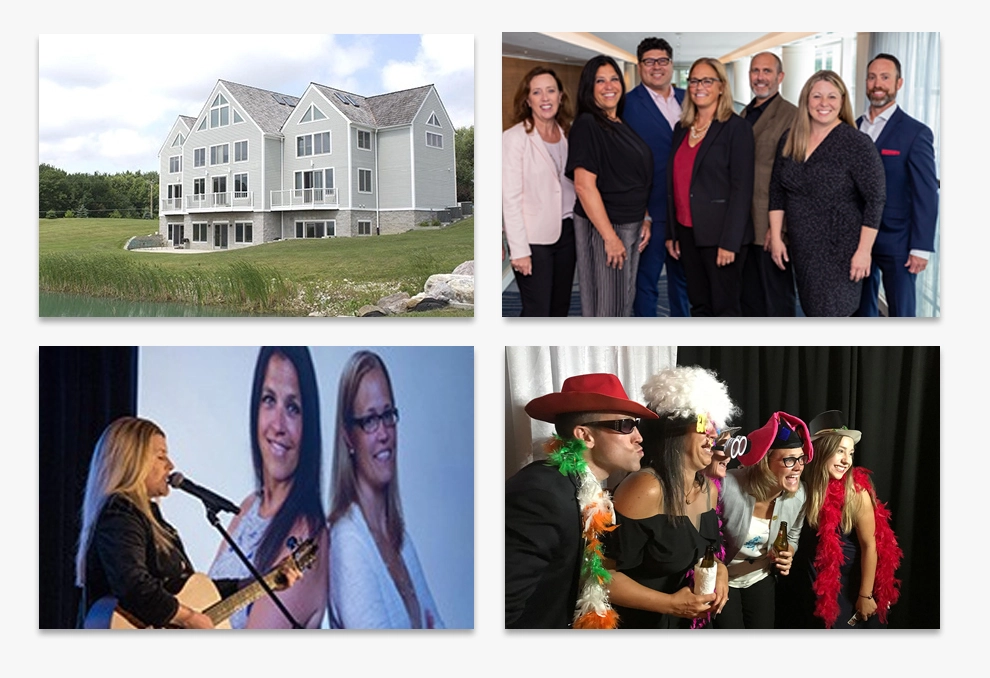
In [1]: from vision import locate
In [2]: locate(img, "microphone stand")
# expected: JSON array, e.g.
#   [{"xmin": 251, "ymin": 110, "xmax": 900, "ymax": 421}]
[{"xmin": 204, "ymin": 506, "xmax": 303, "ymax": 629}]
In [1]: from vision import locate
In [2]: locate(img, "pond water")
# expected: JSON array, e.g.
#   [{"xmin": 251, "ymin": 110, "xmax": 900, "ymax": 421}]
[{"xmin": 39, "ymin": 292, "xmax": 274, "ymax": 317}]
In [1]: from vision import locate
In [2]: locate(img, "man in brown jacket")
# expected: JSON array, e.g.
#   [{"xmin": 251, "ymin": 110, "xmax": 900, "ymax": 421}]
[{"xmin": 740, "ymin": 52, "xmax": 798, "ymax": 317}]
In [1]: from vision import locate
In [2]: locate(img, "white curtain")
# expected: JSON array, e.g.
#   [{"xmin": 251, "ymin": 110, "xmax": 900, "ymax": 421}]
[
  {"xmin": 867, "ymin": 32, "xmax": 941, "ymax": 317},
  {"xmin": 504, "ymin": 346, "xmax": 676, "ymax": 480}
]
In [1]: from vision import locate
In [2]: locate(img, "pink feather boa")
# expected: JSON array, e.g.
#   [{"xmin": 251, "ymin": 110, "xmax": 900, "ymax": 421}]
[{"xmin": 812, "ymin": 467, "xmax": 903, "ymax": 628}]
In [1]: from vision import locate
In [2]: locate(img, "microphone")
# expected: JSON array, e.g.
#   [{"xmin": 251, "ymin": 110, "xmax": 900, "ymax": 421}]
[{"xmin": 167, "ymin": 472, "xmax": 241, "ymax": 515}]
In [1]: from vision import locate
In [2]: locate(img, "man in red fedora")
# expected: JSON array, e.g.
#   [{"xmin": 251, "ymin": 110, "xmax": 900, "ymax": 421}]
[{"xmin": 505, "ymin": 373, "xmax": 658, "ymax": 629}]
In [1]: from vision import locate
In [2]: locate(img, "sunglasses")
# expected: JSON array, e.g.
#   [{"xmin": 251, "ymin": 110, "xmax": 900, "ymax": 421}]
[{"xmin": 581, "ymin": 418, "xmax": 640, "ymax": 435}]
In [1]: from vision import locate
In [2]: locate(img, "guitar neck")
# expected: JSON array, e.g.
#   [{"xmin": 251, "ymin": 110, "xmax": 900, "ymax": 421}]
[{"xmin": 204, "ymin": 570, "xmax": 284, "ymax": 626}]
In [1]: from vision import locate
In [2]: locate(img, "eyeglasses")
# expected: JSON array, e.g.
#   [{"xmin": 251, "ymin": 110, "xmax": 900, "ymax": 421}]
[
  {"xmin": 688, "ymin": 77, "xmax": 719, "ymax": 89},
  {"xmin": 641, "ymin": 57, "xmax": 671, "ymax": 68},
  {"xmin": 582, "ymin": 418, "xmax": 640, "ymax": 435},
  {"xmin": 349, "ymin": 408, "xmax": 400, "ymax": 434},
  {"xmin": 779, "ymin": 455, "xmax": 807, "ymax": 469}
]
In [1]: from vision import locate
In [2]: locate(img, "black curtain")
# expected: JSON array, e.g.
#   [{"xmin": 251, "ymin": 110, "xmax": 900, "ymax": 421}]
[
  {"xmin": 676, "ymin": 346, "xmax": 939, "ymax": 629},
  {"xmin": 39, "ymin": 346, "xmax": 137, "ymax": 629}
]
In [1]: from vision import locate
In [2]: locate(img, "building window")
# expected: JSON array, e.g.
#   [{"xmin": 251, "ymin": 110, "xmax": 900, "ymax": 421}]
[
  {"xmin": 212, "ymin": 176, "xmax": 227, "ymax": 206},
  {"xmin": 210, "ymin": 143, "xmax": 229, "ymax": 165},
  {"xmin": 426, "ymin": 131, "xmax": 443, "ymax": 149},
  {"xmin": 172, "ymin": 134, "xmax": 184, "ymax": 147},
  {"xmin": 297, "ymin": 131, "xmax": 331, "ymax": 157},
  {"xmin": 169, "ymin": 156, "xmax": 181, "ymax": 173},
  {"xmin": 235, "ymin": 221, "xmax": 253, "ymax": 243},
  {"xmin": 358, "ymin": 168, "xmax": 372, "ymax": 193},
  {"xmin": 357, "ymin": 130, "xmax": 372, "ymax": 150},
  {"xmin": 301, "ymin": 104, "xmax": 327, "ymax": 123},
  {"xmin": 427, "ymin": 112, "xmax": 441, "ymax": 127},
  {"xmin": 294, "ymin": 221, "xmax": 334, "ymax": 238},
  {"xmin": 194, "ymin": 148, "xmax": 206, "ymax": 168},
  {"xmin": 192, "ymin": 223, "xmax": 207, "ymax": 242},
  {"xmin": 234, "ymin": 140, "xmax": 248, "ymax": 162},
  {"xmin": 358, "ymin": 220, "xmax": 372, "ymax": 235},
  {"xmin": 193, "ymin": 178, "xmax": 205, "ymax": 196},
  {"xmin": 234, "ymin": 173, "xmax": 248, "ymax": 198},
  {"xmin": 167, "ymin": 184, "xmax": 182, "ymax": 200},
  {"xmin": 211, "ymin": 93, "xmax": 230, "ymax": 128}
]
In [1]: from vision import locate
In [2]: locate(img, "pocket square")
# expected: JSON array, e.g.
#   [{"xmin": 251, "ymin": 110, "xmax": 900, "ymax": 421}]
[{"xmin": 881, "ymin": 149, "xmax": 901, "ymax": 156}]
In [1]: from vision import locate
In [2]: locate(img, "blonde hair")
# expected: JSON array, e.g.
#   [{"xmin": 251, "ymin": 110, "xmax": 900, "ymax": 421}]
[
  {"xmin": 783, "ymin": 70, "xmax": 856, "ymax": 161},
  {"xmin": 739, "ymin": 447, "xmax": 802, "ymax": 503},
  {"xmin": 75, "ymin": 417, "xmax": 175, "ymax": 587},
  {"xmin": 680, "ymin": 58, "xmax": 735, "ymax": 128},
  {"xmin": 804, "ymin": 434, "xmax": 873, "ymax": 533},
  {"xmin": 328, "ymin": 351, "xmax": 405, "ymax": 551}
]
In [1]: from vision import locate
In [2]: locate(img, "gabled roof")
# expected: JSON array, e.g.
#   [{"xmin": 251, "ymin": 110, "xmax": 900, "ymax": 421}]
[
  {"xmin": 311, "ymin": 83, "xmax": 434, "ymax": 128},
  {"xmin": 179, "ymin": 115, "xmax": 197, "ymax": 130},
  {"xmin": 219, "ymin": 80, "xmax": 299, "ymax": 134}
]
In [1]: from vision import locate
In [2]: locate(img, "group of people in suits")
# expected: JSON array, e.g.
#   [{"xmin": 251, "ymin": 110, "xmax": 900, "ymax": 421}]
[
  {"xmin": 502, "ymin": 38, "xmax": 939, "ymax": 317},
  {"xmin": 505, "ymin": 369, "xmax": 902, "ymax": 629}
]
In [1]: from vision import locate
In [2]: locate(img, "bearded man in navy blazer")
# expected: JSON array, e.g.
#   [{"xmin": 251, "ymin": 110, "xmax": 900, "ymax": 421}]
[
  {"xmin": 856, "ymin": 53, "xmax": 939, "ymax": 317},
  {"xmin": 624, "ymin": 37, "xmax": 690, "ymax": 317}
]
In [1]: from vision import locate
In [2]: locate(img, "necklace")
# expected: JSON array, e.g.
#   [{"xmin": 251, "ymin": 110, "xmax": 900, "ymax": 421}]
[
  {"xmin": 685, "ymin": 481, "xmax": 702, "ymax": 505},
  {"xmin": 690, "ymin": 119, "xmax": 712, "ymax": 140}
]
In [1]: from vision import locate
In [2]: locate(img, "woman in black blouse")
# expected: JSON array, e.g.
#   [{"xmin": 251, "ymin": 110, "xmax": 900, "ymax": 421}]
[
  {"xmin": 565, "ymin": 54, "xmax": 653, "ymax": 317},
  {"xmin": 767, "ymin": 70, "xmax": 885, "ymax": 316},
  {"xmin": 667, "ymin": 58, "xmax": 754, "ymax": 317}
]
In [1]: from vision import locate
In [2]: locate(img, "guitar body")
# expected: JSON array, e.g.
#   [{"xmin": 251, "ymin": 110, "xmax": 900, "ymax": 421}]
[{"xmin": 83, "ymin": 574, "xmax": 232, "ymax": 629}]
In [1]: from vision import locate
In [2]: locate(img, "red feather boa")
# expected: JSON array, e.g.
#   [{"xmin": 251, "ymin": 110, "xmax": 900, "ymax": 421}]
[{"xmin": 812, "ymin": 467, "xmax": 903, "ymax": 628}]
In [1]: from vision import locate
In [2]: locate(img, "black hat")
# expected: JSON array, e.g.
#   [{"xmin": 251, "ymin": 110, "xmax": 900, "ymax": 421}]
[{"xmin": 808, "ymin": 410, "xmax": 862, "ymax": 444}]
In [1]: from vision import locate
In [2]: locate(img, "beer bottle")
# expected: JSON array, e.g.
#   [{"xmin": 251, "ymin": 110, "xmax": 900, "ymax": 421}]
[
  {"xmin": 694, "ymin": 544, "xmax": 717, "ymax": 595},
  {"xmin": 772, "ymin": 522, "xmax": 789, "ymax": 556}
]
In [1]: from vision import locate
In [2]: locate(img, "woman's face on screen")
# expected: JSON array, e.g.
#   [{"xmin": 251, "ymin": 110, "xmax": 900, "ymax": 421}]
[
  {"xmin": 257, "ymin": 353, "xmax": 303, "ymax": 487},
  {"xmin": 349, "ymin": 368, "xmax": 397, "ymax": 492}
]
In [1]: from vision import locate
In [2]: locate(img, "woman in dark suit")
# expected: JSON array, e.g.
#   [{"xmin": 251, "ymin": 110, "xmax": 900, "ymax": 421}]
[{"xmin": 667, "ymin": 58, "xmax": 754, "ymax": 316}]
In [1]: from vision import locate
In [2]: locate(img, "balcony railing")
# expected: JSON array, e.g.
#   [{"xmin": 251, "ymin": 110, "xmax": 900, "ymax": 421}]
[
  {"xmin": 184, "ymin": 192, "xmax": 255, "ymax": 212},
  {"xmin": 271, "ymin": 188, "xmax": 338, "ymax": 210},
  {"xmin": 160, "ymin": 197, "xmax": 184, "ymax": 213}
]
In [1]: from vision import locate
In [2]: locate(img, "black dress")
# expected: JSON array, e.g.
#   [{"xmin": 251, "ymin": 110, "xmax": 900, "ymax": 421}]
[
  {"xmin": 768, "ymin": 124, "xmax": 885, "ymax": 316},
  {"xmin": 779, "ymin": 521, "xmax": 884, "ymax": 629},
  {"xmin": 606, "ymin": 502, "xmax": 721, "ymax": 629}
]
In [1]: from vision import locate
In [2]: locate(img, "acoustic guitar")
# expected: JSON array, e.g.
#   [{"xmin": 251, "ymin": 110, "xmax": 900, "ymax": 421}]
[{"xmin": 83, "ymin": 537, "xmax": 318, "ymax": 629}]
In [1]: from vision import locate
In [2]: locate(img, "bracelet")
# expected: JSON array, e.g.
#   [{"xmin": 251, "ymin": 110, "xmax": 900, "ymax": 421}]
[
  {"xmin": 643, "ymin": 214, "xmax": 653, "ymax": 223},
  {"xmin": 858, "ymin": 594, "xmax": 874, "ymax": 600}
]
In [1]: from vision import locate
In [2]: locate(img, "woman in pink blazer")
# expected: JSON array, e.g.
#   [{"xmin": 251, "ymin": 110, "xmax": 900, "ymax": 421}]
[{"xmin": 502, "ymin": 67, "xmax": 577, "ymax": 316}]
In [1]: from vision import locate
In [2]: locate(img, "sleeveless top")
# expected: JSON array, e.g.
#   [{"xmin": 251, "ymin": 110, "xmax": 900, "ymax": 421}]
[
  {"xmin": 605, "ymin": 478, "xmax": 721, "ymax": 628},
  {"xmin": 207, "ymin": 495, "xmax": 270, "ymax": 629}
]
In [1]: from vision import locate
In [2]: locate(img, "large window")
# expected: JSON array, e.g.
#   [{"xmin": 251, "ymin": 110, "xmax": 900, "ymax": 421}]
[
  {"xmin": 194, "ymin": 147, "xmax": 206, "ymax": 168},
  {"xmin": 210, "ymin": 93, "xmax": 230, "ymax": 128},
  {"xmin": 358, "ymin": 130, "xmax": 372, "ymax": 150},
  {"xmin": 235, "ymin": 221, "xmax": 253, "ymax": 243},
  {"xmin": 210, "ymin": 143, "xmax": 229, "ymax": 165},
  {"xmin": 234, "ymin": 173, "xmax": 248, "ymax": 199},
  {"xmin": 297, "ymin": 132, "xmax": 331, "ymax": 157},
  {"xmin": 294, "ymin": 221, "xmax": 334, "ymax": 238},
  {"xmin": 167, "ymin": 184, "xmax": 182, "ymax": 200},
  {"xmin": 212, "ymin": 176, "xmax": 227, "ymax": 206},
  {"xmin": 193, "ymin": 178, "xmax": 205, "ymax": 196},
  {"xmin": 293, "ymin": 169, "xmax": 335, "ymax": 202},
  {"xmin": 169, "ymin": 156, "xmax": 181, "ymax": 173},
  {"xmin": 234, "ymin": 140, "xmax": 248, "ymax": 163},
  {"xmin": 358, "ymin": 168, "xmax": 372, "ymax": 193},
  {"xmin": 192, "ymin": 222, "xmax": 207, "ymax": 242},
  {"xmin": 426, "ymin": 131, "xmax": 443, "ymax": 149}
]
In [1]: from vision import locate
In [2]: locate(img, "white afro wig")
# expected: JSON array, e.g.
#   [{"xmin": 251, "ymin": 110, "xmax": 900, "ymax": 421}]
[{"xmin": 641, "ymin": 366, "xmax": 739, "ymax": 428}]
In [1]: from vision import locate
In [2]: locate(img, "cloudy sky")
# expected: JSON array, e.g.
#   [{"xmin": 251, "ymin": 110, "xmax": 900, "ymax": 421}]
[{"xmin": 39, "ymin": 34, "xmax": 474, "ymax": 174}]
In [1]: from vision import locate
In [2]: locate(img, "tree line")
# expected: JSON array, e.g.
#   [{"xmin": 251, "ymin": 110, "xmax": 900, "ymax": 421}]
[{"xmin": 39, "ymin": 164, "xmax": 159, "ymax": 219}]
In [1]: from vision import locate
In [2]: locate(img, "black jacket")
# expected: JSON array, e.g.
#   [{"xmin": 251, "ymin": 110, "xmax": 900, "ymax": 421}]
[
  {"xmin": 667, "ymin": 114, "xmax": 755, "ymax": 251},
  {"xmin": 80, "ymin": 494, "xmax": 235, "ymax": 628},
  {"xmin": 505, "ymin": 461, "xmax": 583, "ymax": 628}
]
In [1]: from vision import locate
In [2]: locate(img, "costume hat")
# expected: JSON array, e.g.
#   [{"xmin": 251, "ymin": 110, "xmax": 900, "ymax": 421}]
[
  {"xmin": 525, "ymin": 373, "xmax": 659, "ymax": 423},
  {"xmin": 737, "ymin": 411, "xmax": 813, "ymax": 466},
  {"xmin": 808, "ymin": 410, "xmax": 862, "ymax": 444}
]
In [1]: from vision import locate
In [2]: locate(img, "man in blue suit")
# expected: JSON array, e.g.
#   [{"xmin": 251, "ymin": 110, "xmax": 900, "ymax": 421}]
[
  {"xmin": 624, "ymin": 37, "xmax": 690, "ymax": 317},
  {"xmin": 856, "ymin": 53, "xmax": 939, "ymax": 317}
]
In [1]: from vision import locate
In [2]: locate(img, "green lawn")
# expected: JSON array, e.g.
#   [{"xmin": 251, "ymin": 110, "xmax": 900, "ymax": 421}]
[{"xmin": 39, "ymin": 217, "xmax": 474, "ymax": 316}]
